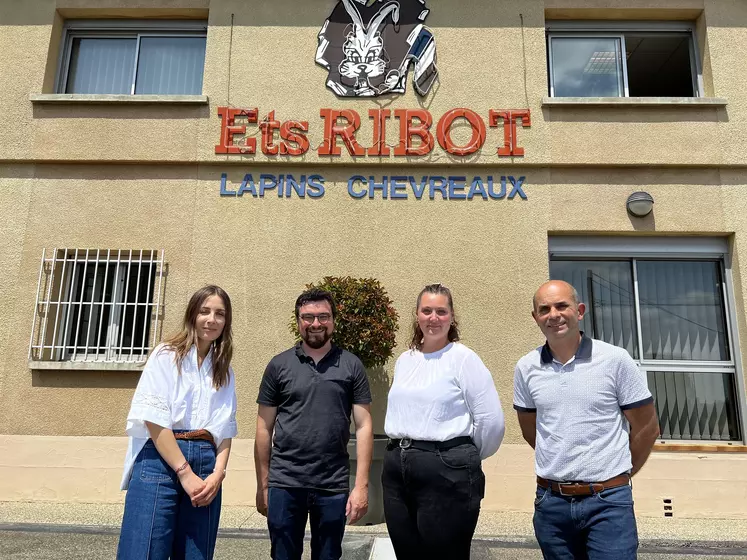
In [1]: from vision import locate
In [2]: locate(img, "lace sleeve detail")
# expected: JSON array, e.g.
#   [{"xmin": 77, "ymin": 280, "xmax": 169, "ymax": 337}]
[{"xmin": 131, "ymin": 392, "xmax": 170, "ymax": 413}]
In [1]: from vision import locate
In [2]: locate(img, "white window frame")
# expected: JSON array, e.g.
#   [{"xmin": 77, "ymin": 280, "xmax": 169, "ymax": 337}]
[
  {"xmin": 55, "ymin": 19, "xmax": 208, "ymax": 95},
  {"xmin": 29, "ymin": 248, "xmax": 165, "ymax": 365},
  {"xmin": 549, "ymin": 236, "xmax": 746, "ymax": 444},
  {"xmin": 546, "ymin": 21, "xmax": 704, "ymax": 98}
]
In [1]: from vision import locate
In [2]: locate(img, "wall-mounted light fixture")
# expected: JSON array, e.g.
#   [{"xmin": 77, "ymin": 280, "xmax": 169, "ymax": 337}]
[{"xmin": 626, "ymin": 191, "xmax": 654, "ymax": 217}]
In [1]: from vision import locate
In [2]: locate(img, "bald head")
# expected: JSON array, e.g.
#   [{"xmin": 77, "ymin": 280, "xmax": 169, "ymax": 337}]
[{"xmin": 533, "ymin": 280, "xmax": 579, "ymax": 311}]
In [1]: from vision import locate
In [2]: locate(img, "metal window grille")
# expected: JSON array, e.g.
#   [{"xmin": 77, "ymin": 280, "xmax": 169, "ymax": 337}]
[{"xmin": 29, "ymin": 249, "xmax": 165, "ymax": 364}]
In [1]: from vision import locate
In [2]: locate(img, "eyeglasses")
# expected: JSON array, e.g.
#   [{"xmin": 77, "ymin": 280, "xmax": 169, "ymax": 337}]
[{"xmin": 299, "ymin": 313, "xmax": 333, "ymax": 324}]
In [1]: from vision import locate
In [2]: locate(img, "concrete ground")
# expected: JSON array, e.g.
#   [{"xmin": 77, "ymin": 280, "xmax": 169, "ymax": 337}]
[{"xmin": 2, "ymin": 502, "xmax": 747, "ymax": 559}]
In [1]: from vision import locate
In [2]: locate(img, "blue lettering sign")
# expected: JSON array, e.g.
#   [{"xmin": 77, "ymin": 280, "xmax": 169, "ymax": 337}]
[
  {"xmin": 238, "ymin": 174, "xmax": 257, "ymax": 197},
  {"xmin": 448, "ymin": 176, "xmax": 467, "ymax": 200},
  {"xmin": 409, "ymin": 176, "xmax": 428, "ymax": 199},
  {"xmin": 390, "ymin": 176, "xmax": 408, "ymax": 199},
  {"xmin": 508, "ymin": 176, "xmax": 528, "ymax": 200},
  {"xmin": 220, "ymin": 173, "xmax": 236, "ymax": 196},
  {"xmin": 429, "ymin": 176, "xmax": 448, "ymax": 200},
  {"xmin": 468, "ymin": 177, "xmax": 487, "ymax": 200},
  {"xmin": 348, "ymin": 175, "xmax": 367, "ymax": 199},
  {"xmin": 307, "ymin": 175, "xmax": 325, "ymax": 198},
  {"xmin": 487, "ymin": 176, "xmax": 506, "ymax": 200},
  {"xmin": 259, "ymin": 174, "xmax": 277, "ymax": 197}
]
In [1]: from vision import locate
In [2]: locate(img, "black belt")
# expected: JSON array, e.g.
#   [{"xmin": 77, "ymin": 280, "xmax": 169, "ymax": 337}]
[{"xmin": 388, "ymin": 436, "xmax": 473, "ymax": 451}]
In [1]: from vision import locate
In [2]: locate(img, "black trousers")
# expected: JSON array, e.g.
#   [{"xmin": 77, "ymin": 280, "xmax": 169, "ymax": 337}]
[{"xmin": 382, "ymin": 442, "xmax": 485, "ymax": 560}]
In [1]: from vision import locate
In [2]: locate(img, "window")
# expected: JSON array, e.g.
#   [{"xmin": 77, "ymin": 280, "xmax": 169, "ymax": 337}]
[
  {"xmin": 29, "ymin": 249, "xmax": 165, "ymax": 364},
  {"xmin": 57, "ymin": 20, "xmax": 207, "ymax": 95},
  {"xmin": 547, "ymin": 22, "xmax": 702, "ymax": 97},
  {"xmin": 549, "ymin": 237, "xmax": 744, "ymax": 442}
]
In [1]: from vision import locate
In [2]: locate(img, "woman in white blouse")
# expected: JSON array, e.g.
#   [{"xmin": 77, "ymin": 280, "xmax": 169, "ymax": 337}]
[
  {"xmin": 383, "ymin": 283, "xmax": 505, "ymax": 560},
  {"xmin": 117, "ymin": 285, "xmax": 238, "ymax": 560}
]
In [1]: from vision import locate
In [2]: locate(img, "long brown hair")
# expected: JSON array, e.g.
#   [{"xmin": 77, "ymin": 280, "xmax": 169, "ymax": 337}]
[
  {"xmin": 409, "ymin": 283, "xmax": 460, "ymax": 351},
  {"xmin": 162, "ymin": 285, "xmax": 234, "ymax": 390}
]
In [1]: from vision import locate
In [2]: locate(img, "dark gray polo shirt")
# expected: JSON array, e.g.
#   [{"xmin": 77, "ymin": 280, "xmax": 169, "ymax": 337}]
[{"xmin": 257, "ymin": 343, "xmax": 371, "ymax": 491}]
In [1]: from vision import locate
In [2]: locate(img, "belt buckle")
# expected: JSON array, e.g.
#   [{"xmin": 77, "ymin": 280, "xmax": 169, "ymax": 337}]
[
  {"xmin": 558, "ymin": 483, "xmax": 576, "ymax": 496},
  {"xmin": 399, "ymin": 437, "xmax": 412, "ymax": 449}
]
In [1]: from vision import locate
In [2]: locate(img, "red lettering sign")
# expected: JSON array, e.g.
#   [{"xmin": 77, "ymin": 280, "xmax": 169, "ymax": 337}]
[{"xmin": 215, "ymin": 107, "xmax": 530, "ymax": 158}]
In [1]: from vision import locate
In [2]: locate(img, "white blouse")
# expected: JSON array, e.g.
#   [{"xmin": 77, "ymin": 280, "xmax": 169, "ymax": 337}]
[
  {"xmin": 384, "ymin": 342, "xmax": 505, "ymax": 460},
  {"xmin": 120, "ymin": 344, "xmax": 238, "ymax": 490}
]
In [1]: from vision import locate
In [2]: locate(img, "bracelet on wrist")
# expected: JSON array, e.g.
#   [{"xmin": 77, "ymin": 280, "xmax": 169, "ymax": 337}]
[
  {"xmin": 213, "ymin": 468, "xmax": 227, "ymax": 477},
  {"xmin": 175, "ymin": 461, "xmax": 189, "ymax": 475}
]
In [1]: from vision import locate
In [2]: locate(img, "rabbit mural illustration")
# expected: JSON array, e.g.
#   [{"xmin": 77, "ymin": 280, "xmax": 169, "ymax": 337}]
[{"xmin": 316, "ymin": 0, "xmax": 438, "ymax": 97}]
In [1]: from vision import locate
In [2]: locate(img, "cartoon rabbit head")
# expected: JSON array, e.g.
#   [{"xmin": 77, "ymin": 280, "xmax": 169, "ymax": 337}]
[{"xmin": 337, "ymin": 0, "xmax": 400, "ymax": 90}]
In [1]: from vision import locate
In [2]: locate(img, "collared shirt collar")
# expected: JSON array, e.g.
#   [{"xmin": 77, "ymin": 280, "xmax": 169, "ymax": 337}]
[
  {"xmin": 294, "ymin": 341, "xmax": 341, "ymax": 367},
  {"xmin": 540, "ymin": 332, "xmax": 592, "ymax": 365},
  {"xmin": 188, "ymin": 344, "xmax": 214, "ymax": 373}
]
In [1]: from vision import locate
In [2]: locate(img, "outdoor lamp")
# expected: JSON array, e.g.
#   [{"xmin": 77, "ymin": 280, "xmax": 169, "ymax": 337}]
[{"xmin": 626, "ymin": 191, "xmax": 654, "ymax": 217}]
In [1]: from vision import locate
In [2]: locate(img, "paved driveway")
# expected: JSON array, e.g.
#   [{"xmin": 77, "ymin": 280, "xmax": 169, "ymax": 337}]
[{"xmin": 2, "ymin": 525, "xmax": 747, "ymax": 559}]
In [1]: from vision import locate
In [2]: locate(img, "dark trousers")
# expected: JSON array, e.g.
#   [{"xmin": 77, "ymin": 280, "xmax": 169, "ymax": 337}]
[
  {"xmin": 382, "ymin": 442, "xmax": 485, "ymax": 560},
  {"xmin": 267, "ymin": 487, "xmax": 348, "ymax": 560}
]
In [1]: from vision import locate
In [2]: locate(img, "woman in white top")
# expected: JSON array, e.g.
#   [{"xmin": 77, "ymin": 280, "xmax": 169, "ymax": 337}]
[
  {"xmin": 117, "ymin": 285, "xmax": 238, "ymax": 560},
  {"xmin": 383, "ymin": 283, "xmax": 505, "ymax": 560}
]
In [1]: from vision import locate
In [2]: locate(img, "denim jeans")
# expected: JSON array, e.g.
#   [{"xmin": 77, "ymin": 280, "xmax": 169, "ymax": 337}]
[
  {"xmin": 533, "ymin": 483, "xmax": 639, "ymax": 560},
  {"xmin": 382, "ymin": 442, "xmax": 485, "ymax": 560},
  {"xmin": 117, "ymin": 438, "xmax": 221, "ymax": 560},
  {"xmin": 267, "ymin": 487, "xmax": 348, "ymax": 560}
]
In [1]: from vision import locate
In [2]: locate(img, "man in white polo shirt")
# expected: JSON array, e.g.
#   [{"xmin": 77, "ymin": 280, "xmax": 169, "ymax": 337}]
[{"xmin": 514, "ymin": 280, "xmax": 660, "ymax": 560}]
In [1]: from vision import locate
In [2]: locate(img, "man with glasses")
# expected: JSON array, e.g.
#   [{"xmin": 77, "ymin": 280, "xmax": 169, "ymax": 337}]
[
  {"xmin": 254, "ymin": 289, "xmax": 373, "ymax": 560},
  {"xmin": 514, "ymin": 280, "xmax": 660, "ymax": 559}
]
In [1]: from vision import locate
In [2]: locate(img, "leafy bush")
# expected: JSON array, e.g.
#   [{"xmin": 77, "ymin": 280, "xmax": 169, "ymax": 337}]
[{"xmin": 290, "ymin": 276, "xmax": 399, "ymax": 368}]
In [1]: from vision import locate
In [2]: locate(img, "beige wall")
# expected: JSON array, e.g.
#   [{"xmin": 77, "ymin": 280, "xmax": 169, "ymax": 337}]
[
  {"xmin": 0, "ymin": 164, "xmax": 745, "ymax": 441},
  {"xmin": 1, "ymin": 0, "xmax": 747, "ymax": 511},
  {"xmin": 6, "ymin": 436, "xmax": 747, "ymax": 519},
  {"xmin": 0, "ymin": 0, "xmax": 744, "ymax": 166}
]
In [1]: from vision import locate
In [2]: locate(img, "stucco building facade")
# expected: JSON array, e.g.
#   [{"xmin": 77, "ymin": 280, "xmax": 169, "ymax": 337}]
[{"xmin": 1, "ymin": 0, "xmax": 747, "ymax": 519}]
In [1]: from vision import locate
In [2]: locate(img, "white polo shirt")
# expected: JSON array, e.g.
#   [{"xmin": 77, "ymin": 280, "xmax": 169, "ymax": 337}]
[{"xmin": 513, "ymin": 335, "xmax": 653, "ymax": 482}]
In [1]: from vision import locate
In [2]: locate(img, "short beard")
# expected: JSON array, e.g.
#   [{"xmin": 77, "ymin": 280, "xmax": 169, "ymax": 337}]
[{"xmin": 302, "ymin": 330, "xmax": 332, "ymax": 349}]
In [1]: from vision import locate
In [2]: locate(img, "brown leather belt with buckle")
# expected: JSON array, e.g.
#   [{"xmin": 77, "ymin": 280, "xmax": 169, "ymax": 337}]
[
  {"xmin": 537, "ymin": 474, "xmax": 630, "ymax": 496},
  {"xmin": 173, "ymin": 429, "xmax": 214, "ymax": 445}
]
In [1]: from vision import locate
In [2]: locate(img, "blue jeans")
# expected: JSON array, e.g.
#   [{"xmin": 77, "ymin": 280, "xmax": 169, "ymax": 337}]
[
  {"xmin": 533, "ymin": 483, "xmax": 639, "ymax": 560},
  {"xmin": 267, "ymin": 487, "xmax": 348, "ymax": 560},
  {"xmin": 117, "ymin": 439, "xmax": 221, "ymax": 560}
]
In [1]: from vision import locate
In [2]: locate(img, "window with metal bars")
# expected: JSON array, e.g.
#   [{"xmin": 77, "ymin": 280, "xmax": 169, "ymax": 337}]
[
  {"xmin": 29, "ymin": 249, "xmax": 165, "ymax": 364},
  {"xmin": 548, "ymin": 237, "xmax": 745, "ymax": 443}
]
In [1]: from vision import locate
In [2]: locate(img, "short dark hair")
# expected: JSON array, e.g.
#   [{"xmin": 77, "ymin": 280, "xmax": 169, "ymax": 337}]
[{"xmin": 295, "ymin": 288, "xmax": 337, "ymax": 319}]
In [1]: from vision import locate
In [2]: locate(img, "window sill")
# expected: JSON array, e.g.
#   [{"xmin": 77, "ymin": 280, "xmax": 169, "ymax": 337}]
[
  {"xmin": 653, "ymin": 443, "xmax": 747, "ymax": 453},
  {"xmin": 542, "ymin": 96, "xmax": 727, "ymax": 107},
  {"xmin": 30, "ymin": 94, "xmax": 209, "ymax": 105},
  {"xmin": 29, "ymin": 360, "xmax": 144, "ymax": 372}
]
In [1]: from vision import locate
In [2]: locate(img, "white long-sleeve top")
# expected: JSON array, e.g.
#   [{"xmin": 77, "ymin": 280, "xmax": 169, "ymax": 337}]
[
  {"xmin": 385, "ymin": 342, "xmax": 505, "ymax": 460},
  {"xmin": 120, "ymin": 344, "xmax": 238, "ymax": 490}
]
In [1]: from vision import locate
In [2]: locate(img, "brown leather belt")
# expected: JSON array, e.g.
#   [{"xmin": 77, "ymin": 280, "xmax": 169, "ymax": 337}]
[
  {"xmin": 537, "ymin": 474, "xmax": 630, "ymax": 496},
  {"xmin": 174, "ymin": 429, "xmax": 214, "ymax": 445}
]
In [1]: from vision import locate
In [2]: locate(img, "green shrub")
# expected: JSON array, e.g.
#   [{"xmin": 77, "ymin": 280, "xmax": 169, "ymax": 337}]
[{"xmin": 290, "ymin": 276, "xmax": 399, "ymax": 369}]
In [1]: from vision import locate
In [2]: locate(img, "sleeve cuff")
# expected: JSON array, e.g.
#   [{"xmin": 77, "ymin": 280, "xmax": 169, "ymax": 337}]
[
  {"xmin": 210, "ymin": 421, "xmax": 238, "ymax": 448},
  {"xmin": 125, "ymin": 411, "xmax": 172, "ymax": 438},
  {"xmin": 513, "ymin": 404, "xmax": 537, "ymax": 413},
  {"xmin": 620, "ymin": 396, "xmax": 654, "ymax": 410}
]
